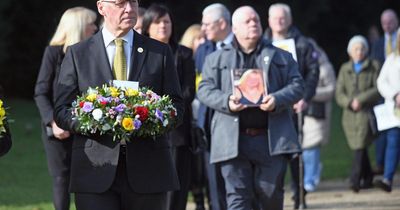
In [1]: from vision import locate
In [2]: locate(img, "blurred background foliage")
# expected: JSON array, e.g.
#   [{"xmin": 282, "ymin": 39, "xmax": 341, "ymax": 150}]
[{"xmin": 0, "ymin": 0, "xmax": 400, "ymax": 98}]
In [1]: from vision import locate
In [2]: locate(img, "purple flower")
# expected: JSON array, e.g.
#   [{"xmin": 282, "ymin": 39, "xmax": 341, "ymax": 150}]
[
  {"xmin": 82, "ymin": 102, "xmax": 94, "ymax": 113},
  {"xmin": 151, "ymin": 93, "xmax": 161, "ymax": 100},
  {"xmin": 114, "ymin": 104, "xmax": 126, "ymax": 112},
  {"xmin": 134, "ymin": 119, "xmax": 142, "ymax": 130},
  {"xmin": 155, "ymin": 108, "xmax": 163, "ymax": 121},
  {"xmin": 97, "ymin": 96, "xmax": 111, "ymax": 104}
]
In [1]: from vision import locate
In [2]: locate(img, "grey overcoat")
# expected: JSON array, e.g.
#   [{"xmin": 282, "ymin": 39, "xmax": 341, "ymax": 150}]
[{"xmin": 197, "ymin": 39, "xmax": 304, "ymax": 163}]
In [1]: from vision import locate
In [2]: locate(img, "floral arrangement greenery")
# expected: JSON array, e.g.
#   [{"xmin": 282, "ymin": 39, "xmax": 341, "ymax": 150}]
[
  {"xmin": 71, "ymin": 84, "xmax": 177, "ymax": 142},
  {"xmin": 0, "ymin": 99, "xmax": 8, "ymax": 137}
]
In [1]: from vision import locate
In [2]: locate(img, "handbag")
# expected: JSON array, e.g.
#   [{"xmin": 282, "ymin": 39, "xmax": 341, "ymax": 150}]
[
  {"xmin": 368, "ymin": 109, "xmax": 378, "ymax": 136},
  {"xmin": 305, "ymin": 101, "xmax": 326, "ymax": 119}
]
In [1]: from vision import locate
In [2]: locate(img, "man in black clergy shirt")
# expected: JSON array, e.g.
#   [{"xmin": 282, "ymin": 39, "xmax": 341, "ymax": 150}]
[{"xmin": 53, "ymin": 0, "xmax": 184, "ymax": 209}]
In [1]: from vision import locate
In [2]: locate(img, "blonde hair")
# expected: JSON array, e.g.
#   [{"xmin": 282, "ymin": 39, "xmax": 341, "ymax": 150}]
[
  {"xmin": 238, "ymin": 69, "xmax": 264, "ymax": 93},
  {"xmin": 179, "ymin": 24, "xmax": 203, "ymax": 50},
  {"xmin": 49, "ymin": 7, "xmax": 97, "ymax": 52}
]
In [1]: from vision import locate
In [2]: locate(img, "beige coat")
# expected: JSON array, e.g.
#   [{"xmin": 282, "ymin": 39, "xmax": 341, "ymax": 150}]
[{"xmin": 303, "ymin": 53, "xmax": 336, "ymax": 149}]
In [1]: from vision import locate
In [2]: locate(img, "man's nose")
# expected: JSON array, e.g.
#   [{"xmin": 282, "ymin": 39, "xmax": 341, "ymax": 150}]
[{"xmin": 125, "ymin": 1, "xmax": 134, "ymax": 12}]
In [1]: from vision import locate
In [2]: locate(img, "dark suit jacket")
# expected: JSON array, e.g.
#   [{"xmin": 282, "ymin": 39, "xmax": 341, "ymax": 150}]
[
  {"xmin": 370, "ymin": 37, "xmax": 385, "ymax": 65},
  {"xmin": 54, "ymin": 31, "xmax": 183, "ymax": 193},
  {"xmin": 169, "ymin": 44, "xmax": 195, "ymax": 146},
  {"xmin": 0, "ymin": 88, "xmax": 11, "ymax": 157},
  {"xmin": 0, "ymin": 127, "xmax": 11, "ymax": 157},
  {"xmin": 35, "ymin": 46, "xmax": 64, "ymax": 126},
  {"xmin": 34, "ymin": 45, "xmax": 72, "ymax": 176}
]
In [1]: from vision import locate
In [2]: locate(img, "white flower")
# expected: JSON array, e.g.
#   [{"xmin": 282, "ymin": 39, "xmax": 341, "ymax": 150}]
[
  {"xmin": 92, "ymin": 109, "xmax": 103, "ymax": 121},
  {"xmin": 102, "ymin": 124, "xmax": 111, "ymax": 131},
  {"xmin": 87, "ymin": 87, "xmax": 98, "ymax": 94},
  {"xmin": 163, "ymin": 119, "xmax": 169, "ymax": 127}
]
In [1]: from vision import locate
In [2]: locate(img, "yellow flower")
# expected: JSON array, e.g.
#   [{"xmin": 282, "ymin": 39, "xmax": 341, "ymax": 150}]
[
  {"xmin": 125, "ymin": 88, "xmax": 138, "ymax": 97},
  {"xmin": 86, "ymin": 93, "xmax": 97, "ymax": 102},
  {"xmin": 122, "ymin": 117, "xmax": 134, "ymax": 131},
  {"xmin": 0, "ymin": 99, "xmax": 3, "ymax": 108},
  {"xmin": 110, "ymin": 87, "xmax": 120, "ymax": 97},
  {"xmin": 0, "ymin": 108, "xmax": 5, "ymax": 117}
]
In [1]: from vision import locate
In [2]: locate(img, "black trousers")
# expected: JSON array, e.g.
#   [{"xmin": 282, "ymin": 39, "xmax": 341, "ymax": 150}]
[
  {"xmin": 75, "ymin": 148, "xmax": 166, "ymax": 210},
  {"xmin": 166, "ymin": 145, "xmax": 192, "ymax": 210},
  {"xmin": 350, "ymin": 149, "xmax": 373, "ymax": 188}
]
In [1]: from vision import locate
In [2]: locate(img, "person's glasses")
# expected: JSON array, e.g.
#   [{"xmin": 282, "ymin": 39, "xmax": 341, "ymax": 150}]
[
  {"xmin": 201, "ymin": 20, "xmax": 219, "ymax": 28},
  {"xmin": 101, "ymin": 0, "xmax": 138, "ymax": 9}
]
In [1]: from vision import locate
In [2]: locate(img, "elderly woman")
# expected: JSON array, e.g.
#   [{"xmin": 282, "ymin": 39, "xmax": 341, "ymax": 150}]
[
  {"xmin": 374, "ymin": 28, "xmax": 400, "ymax": 193},
  {"xmin": 335, "ymin": 35, "xmax": 381, "ymax": 193}
]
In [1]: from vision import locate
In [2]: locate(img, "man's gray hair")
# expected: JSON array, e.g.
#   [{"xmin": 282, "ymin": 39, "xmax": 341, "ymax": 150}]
[
  {"xmin": 202, "ymin": 3, "xmax": 231, "ymax": 24},
  {"xmin": 347, "ymin": 35, "xmax": 369, "ymax": 54},
  {"xmin": 232, "ymin": 6, "xmax": 258, "ymax": 27},
  {"xmin": 268, "ymin": 3, "xmax": 292, "ymax": 20}
]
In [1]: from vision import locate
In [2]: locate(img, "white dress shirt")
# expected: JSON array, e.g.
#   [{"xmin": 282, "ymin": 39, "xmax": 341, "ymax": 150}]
[{"xmin": 102, "ymin": 27, "xmax": 134, "ymax": 79}]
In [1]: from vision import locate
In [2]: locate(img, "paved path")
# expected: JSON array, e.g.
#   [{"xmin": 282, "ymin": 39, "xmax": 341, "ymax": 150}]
[{"xmin": 187, "ymin": 174, "xmax": 400, "ymax": 210}]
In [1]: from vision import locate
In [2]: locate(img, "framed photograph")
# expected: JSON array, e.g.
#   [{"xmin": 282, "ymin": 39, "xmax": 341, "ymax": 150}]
[{"xmin": 231, "ymin": 68, "xmax": 267, "ymax": 107}]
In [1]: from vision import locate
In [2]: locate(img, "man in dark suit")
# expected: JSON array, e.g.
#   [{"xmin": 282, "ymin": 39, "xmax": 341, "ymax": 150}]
[
  {"xmin": 370, "ymin": 9, "xmax": 398, "ymax": 175},
  {"xmin": 54, "ymin": 0, "xmax": 184, "ymax": 209}
]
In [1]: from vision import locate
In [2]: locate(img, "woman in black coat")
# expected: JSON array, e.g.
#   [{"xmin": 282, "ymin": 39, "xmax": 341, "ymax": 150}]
[
  {"xmin": 142, "ymin": 4, "xmax": 196, "ymax": 210},
  {"xmin": 34, "ymin": 7, "xmax": 97, "ymax": 210}
]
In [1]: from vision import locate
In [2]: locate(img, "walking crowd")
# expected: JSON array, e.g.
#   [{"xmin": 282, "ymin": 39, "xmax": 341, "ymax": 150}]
[{"xmin": 0, "ymin": 1, "xmax": 399, "ymax": 210}]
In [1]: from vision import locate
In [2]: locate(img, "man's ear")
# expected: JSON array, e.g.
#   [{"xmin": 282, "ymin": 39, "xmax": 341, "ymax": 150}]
[
  {"xmin": 219, "ymin": 19, "xmax": 227, "ymax": 30},
  {"xmin": 97, "ymin": 1, "xmax": 106, "ymax": 16}
]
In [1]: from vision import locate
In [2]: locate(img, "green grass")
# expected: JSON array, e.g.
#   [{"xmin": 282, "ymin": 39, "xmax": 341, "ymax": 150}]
[
  {"xmin": 0, "ymin": 99, "xmax": 377, "ymax": 209},
  {"xmin": 0, "ymin": 99, "xmax": 75, "ymax": 210}
]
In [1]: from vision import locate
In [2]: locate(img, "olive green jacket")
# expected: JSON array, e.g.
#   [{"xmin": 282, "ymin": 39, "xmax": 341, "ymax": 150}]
[{"xmin": 335, "ymin": 58, "xmax": 381, "ymax": 150}]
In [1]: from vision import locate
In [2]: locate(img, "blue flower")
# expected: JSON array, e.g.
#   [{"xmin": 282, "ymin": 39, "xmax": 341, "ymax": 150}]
[
  {"xmin": 134, "ymin": 119, "xmax": 142, "ymax": 130},
  {"xmin": 155, "ymin": 108, "xmax": 163, "ymax": 121},
  {"xmin": 114, "ymin": 104, "xmax": 126, "ymax": 112}
]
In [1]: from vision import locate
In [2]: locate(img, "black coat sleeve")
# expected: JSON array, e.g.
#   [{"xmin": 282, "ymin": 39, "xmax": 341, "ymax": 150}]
[{"xmin": 34, "ymin": 46, "xmax": 62, "ymax": 126}]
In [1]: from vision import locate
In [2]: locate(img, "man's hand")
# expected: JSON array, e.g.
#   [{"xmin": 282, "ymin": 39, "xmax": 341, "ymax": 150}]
[
  {"xmin": 228, "ymin": 95, "xmax": 247, "ymax": 112},
  {"xmin": 351, "ymin": 99, "xmax": 361, "ymax": 111},
  {"xmin": 52, "ymin": 121, "xmax": 70, "ymax": 140},
  {"xmin": 395, "ymin": 93, "xmax": 400, "ymax": 107},
  {"xmin": 293, "ymin": 99, "xmax": 308, "ymax": 113},
  {"xmin": 260, "ymin": 95, "xmax": 276, "ymax": 111}
]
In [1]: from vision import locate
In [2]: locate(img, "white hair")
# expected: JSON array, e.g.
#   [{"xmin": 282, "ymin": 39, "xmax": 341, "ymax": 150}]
[
  {"xmin": 202, "ymin": 3, "xmax": 231, "ymax": 24},
  {"xmin": 232, "ymin": 6, "xmax": 259, "ymax": 27},
  {"xmin": 268, "ymin": 3, "xmax": 292, "ymax": 20},
  {"xmin": 347, "ymin": 35, "xmax": 369, "ymax": 54}
]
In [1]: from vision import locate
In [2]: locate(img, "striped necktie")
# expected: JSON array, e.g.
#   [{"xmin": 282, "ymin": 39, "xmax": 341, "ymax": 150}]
[{"xmin": 113, "ymin": 38, "xmax": 127, "ymax": 80}]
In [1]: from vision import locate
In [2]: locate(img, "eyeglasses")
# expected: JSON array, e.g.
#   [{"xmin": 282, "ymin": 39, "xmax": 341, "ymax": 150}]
[
  {"xmin": 101, "ymin": 0, "xmax": 138, "ymax": 8},
  {"xmin": 201, "ymin": 20, "xmax": 219, "ymax": 28}
]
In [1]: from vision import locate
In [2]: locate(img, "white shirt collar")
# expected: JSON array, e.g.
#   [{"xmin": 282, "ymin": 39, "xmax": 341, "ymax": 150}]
[
  {"xmin": 217, "ymin": 32, "xmax": 234, "ymax": 49},
  {"xmin": 102, "ymin": 27, "xmax": 134, "ymax": 48}
]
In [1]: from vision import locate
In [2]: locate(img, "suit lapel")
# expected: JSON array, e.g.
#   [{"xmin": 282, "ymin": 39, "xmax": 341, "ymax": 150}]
[
  {"xmin": 260, "ymin": 46, "xmax": 276, "ymax": 92},
  {"xmin": 91, "ymin": 32, "xmax": 114, "ymax": 82},
  {"xmin": 129, "ymin": 32, "xmax": 147, "ymax": 81}
]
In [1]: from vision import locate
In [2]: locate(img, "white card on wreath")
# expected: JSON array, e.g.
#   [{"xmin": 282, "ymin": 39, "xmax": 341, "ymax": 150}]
[{"xmin": 112, "ymin": 80, "xmax": 139, "ymax": 90}]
